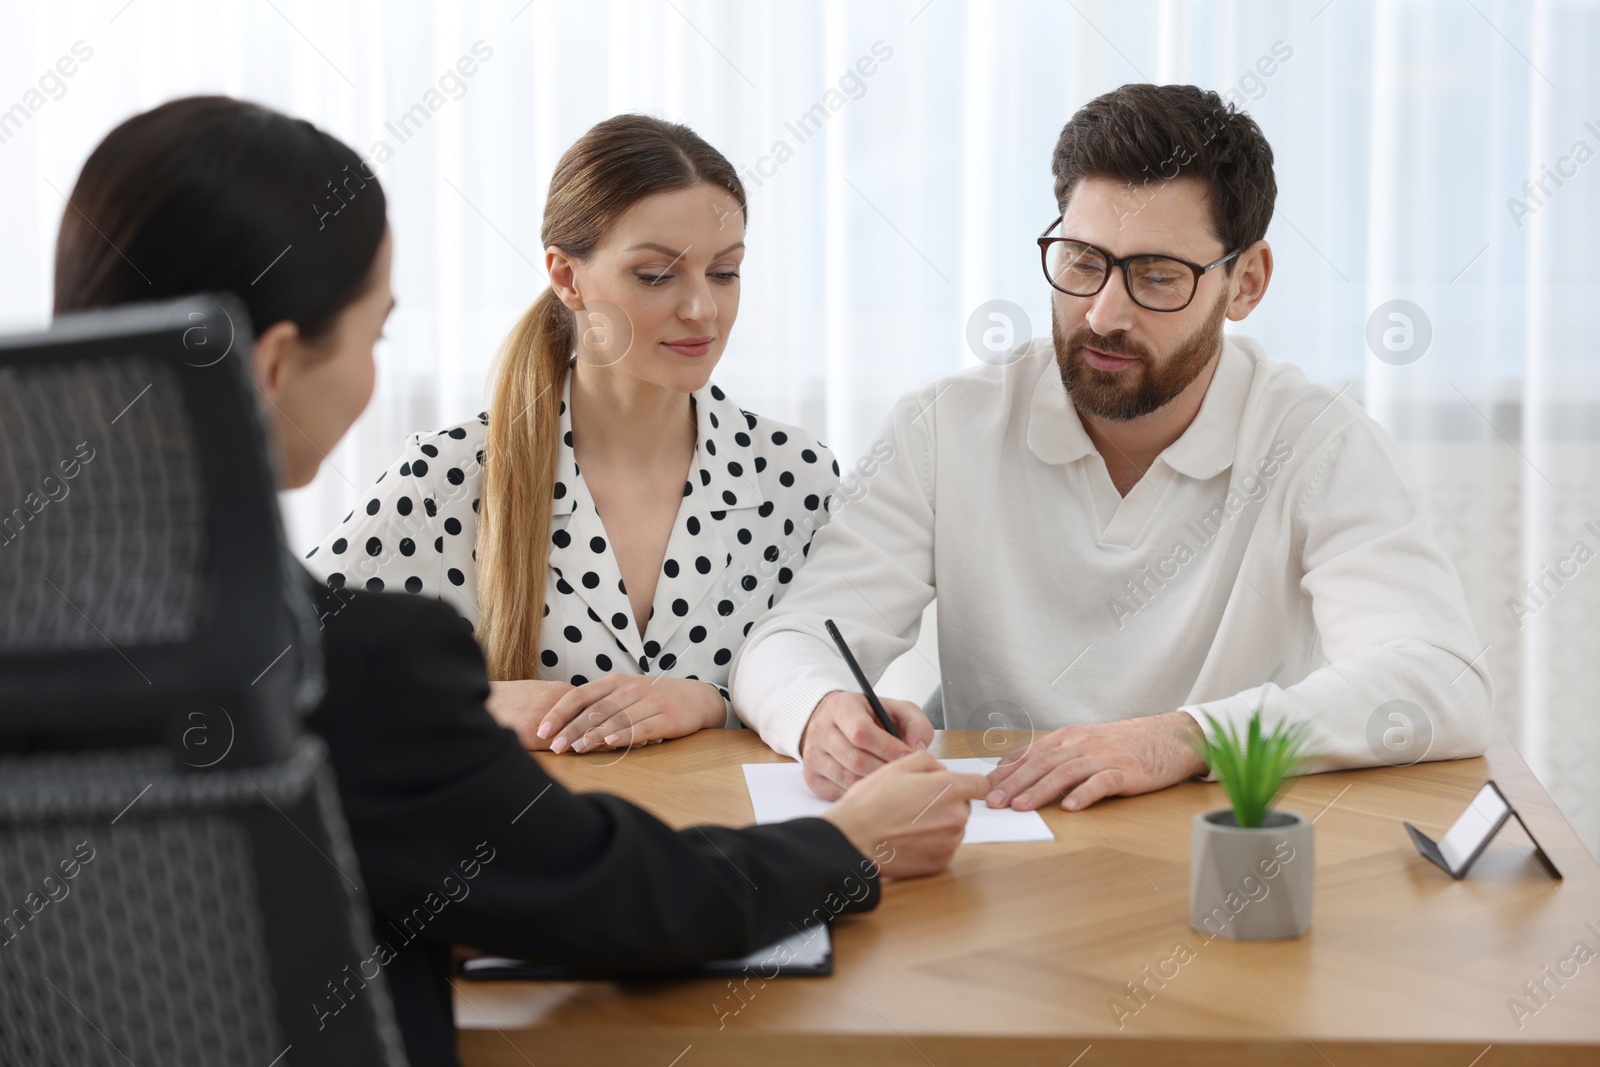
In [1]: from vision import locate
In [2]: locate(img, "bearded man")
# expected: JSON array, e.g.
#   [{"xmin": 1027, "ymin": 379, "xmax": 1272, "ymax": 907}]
[{"xmin": 729, "ymin": 82, "xmax": 1491, "ymax": 811}]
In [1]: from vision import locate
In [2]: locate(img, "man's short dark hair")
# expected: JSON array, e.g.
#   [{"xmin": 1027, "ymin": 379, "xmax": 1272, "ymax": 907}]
[{"xmin": 1051, "ymin": 83, "xmax": 1276, "ymax": 266}]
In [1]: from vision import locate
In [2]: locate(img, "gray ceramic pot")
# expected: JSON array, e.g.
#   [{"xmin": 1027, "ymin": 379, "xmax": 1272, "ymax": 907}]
[{"xmin": 1189, "ymin": 808, "xmax": 1313, "ymax": 941}]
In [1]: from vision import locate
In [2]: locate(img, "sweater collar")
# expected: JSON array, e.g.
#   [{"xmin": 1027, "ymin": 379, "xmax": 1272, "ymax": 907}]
[
  {"xmin": 1157, "ymin": 338, "xmax": 1253, "ymax": 480},
  {"xmin": 1027, "ymin": 335, "xmax": 1252, "ymax": 480}
]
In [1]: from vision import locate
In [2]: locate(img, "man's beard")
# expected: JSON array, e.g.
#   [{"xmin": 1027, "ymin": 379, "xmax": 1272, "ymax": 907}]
[{"xmin": 1052, "ymin": 289, "xmax": 1228, "ymax": 422}]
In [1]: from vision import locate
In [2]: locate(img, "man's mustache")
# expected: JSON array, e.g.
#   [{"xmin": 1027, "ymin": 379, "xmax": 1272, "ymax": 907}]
[{"xmin": 1065, "ymin": 328, "xmax": 1151, "ymax": 363}]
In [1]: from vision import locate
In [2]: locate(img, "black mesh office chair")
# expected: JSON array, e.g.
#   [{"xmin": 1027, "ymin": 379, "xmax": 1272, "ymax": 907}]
[{"xmin": 0, "ymin": 296, "xmax": 408, "ymax": 1066}]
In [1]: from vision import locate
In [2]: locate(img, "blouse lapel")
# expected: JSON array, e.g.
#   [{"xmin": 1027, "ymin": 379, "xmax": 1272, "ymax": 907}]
[
  {"xmin": 639, "ymin": 384, "xmax": 766, "ymax": 654},
  {"xmin": 547, "ymin": 374, "xmax": 648, "ymax": 667},
  {"xmin": 546, "ymin": 373, "xmax": 769, "ymax": 669}
]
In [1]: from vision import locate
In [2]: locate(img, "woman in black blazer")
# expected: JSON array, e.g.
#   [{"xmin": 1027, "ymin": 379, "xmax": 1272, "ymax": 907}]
[{"xmin": 51, "ymin": 95, "xmax": 986, "ymax": 1067}]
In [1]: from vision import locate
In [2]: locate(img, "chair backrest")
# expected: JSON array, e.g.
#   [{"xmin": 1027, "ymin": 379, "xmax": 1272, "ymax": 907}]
[
  {"xmin": 0, "ymin": 294, "xmax": 320, "ymax": 764},
  {"xmin": 0, "ymin": 296, "xmax": 409, "ymax": 1066}
]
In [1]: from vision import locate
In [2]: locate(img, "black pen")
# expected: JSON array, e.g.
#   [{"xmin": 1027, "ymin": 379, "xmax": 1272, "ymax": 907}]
[{"xmin": 823, "ymin": 618, "xmax": 902, "ymax": 741}]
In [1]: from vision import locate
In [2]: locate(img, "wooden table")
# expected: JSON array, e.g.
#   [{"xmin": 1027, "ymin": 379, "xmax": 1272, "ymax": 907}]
[{"xmin": 454, "ymin": 732, "xmax": 1600, "ymax": 1066}]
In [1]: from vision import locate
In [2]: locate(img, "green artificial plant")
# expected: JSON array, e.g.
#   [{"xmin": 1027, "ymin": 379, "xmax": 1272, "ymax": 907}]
[{"xmin": 1189, "ymin": 691, "xmax": 1312, "ymax": 828}]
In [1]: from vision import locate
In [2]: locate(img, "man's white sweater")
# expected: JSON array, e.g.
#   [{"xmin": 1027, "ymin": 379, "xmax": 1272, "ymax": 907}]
[{"xmin": 729, "ymin": 335, "xmax": 1492, "ymax": 771}]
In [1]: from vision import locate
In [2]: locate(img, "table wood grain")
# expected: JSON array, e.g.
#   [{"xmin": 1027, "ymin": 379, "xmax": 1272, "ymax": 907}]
[{"xmin": 454, "ymin": 732, "xmax": 1600, "ymax": 1066}]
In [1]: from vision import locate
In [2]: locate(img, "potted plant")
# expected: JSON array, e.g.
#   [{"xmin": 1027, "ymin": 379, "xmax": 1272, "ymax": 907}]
[{"xmin": 1186, "ymin": 700, "xmax": 1314, "ymax": 941}]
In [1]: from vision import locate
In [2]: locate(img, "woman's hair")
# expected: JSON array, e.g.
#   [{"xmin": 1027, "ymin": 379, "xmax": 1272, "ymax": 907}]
[
  {"xmin": 54, "ymin": 95, "xmax": 388, "ymax": 342},
  {"xmin": 478, "ymin": 114, "xmax": 746, "ymax": 680}
]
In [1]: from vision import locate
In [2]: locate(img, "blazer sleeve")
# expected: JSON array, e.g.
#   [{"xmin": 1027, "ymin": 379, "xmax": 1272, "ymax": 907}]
[{"xmin": 305, "ymin": 577, "xmax": 881, "ymax": 971}]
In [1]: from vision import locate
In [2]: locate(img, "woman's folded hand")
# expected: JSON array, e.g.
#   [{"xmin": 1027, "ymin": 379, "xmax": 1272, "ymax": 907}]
[
  {"xmin": 485, "ymin": 679, "xmax": 577, "ymax": 749},
  {"xmin": 535, "ymin": 675, "xmax": 727, "ymax": 753}
]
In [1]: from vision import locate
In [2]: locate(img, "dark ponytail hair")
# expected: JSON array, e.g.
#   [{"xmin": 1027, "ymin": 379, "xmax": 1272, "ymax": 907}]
[{"xmin": 53, "ymin": 95, "xmax": 387, "ymax": 341}]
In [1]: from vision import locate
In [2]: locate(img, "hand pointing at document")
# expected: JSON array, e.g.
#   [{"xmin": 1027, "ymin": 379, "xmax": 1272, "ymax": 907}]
[{"xmin": 821, "ymin": 749, "xmax": 989, "ymax": 878}]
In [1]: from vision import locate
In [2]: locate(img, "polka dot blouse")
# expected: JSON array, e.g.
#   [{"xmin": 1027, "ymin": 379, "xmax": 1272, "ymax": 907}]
[{"xmin": 304, "ymin": 367, "xmax": 841, "ymax": 724}]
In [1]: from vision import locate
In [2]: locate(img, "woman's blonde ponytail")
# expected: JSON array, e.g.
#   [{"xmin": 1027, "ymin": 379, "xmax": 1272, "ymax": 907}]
[{"xmin": 477, "ymin": 288, "xmax": 571, "ymax": 679}]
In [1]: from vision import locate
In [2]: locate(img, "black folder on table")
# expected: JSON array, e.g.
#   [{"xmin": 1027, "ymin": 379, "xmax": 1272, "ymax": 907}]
[{"xmin": 458, "ymin": 924, "xmax": 832, "ymax": 980}]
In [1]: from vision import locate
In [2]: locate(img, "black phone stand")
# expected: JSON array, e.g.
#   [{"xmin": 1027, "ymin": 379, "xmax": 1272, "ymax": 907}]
[{"xmin": 1404, "ymin": 779, "xmax": 1562, "ymax": 880}]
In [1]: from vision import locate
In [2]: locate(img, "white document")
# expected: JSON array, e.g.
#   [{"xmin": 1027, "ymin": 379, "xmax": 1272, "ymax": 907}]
[
  {"xmin": 717, "ymin": 923, "xmax": 831, "ymax": 971},
  {"xmin": 742, "ymin": 758, "xmax": 1053, "ymax": 844}
]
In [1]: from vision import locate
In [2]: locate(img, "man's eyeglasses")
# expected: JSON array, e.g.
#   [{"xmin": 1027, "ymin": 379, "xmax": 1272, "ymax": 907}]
[{"xmin": 1036, "ymin": 216, "xmax": 1240, "ymax": 313}]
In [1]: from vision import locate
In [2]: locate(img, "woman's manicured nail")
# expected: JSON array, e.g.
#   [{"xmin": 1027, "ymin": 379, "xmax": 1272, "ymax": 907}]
[
  {"xmin": 551, "ymin": 737, "xmax": 568, "ymax": 754},
  {"xmin": 603, "ymin": 734, "xmax": 619, "ymax": 746},
  {"xmin": 573, "ymin": 738, "xmax": 590, "ymax": 753},
  {"xmin": 536, "ymin": 722, "xmax": 552, "ymax": 740}
]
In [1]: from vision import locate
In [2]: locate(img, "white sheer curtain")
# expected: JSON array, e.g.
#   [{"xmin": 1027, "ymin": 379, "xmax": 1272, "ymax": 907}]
[{"xmin": 3, "ymin": 0, "xmax": 1597, "ymax": 858}]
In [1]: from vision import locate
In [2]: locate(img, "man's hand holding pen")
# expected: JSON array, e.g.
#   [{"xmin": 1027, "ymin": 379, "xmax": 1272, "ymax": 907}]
[{"xmin": 800, "ymin": 691, "xmax": 935, "ymax": 800}]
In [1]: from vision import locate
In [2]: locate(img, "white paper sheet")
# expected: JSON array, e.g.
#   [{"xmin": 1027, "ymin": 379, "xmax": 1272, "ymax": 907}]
[
  {"xmin": 742, "ymin": 758, "xmax": 1054, "ymax": 844},
  {"xmin": 717, "ymin": 923, "xmax": 831, "ymax": 971}
]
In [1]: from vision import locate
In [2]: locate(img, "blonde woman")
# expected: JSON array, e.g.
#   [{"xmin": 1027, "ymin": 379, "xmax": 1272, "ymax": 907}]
[{"xmin": 307, "ymin": 115, "xmax": 838, "ymax": 754}]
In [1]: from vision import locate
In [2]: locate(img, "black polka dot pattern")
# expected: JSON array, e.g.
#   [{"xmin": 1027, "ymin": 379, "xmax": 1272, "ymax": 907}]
[{"xmin": 303, "ymin": 368, "xmax": 840, "ymax": 720}]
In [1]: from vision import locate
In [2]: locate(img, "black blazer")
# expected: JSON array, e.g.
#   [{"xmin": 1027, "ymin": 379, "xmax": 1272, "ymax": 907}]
[{"xmin": 303, "ymin": 571, "xmax": 879, "ymax": 1066}]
